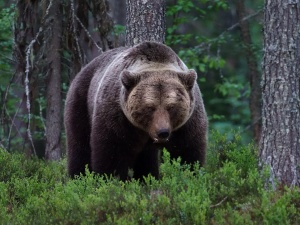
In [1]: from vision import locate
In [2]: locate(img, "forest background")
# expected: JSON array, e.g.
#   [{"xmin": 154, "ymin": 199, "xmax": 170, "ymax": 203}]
[{"xmin": 0, "ymin": 0, "xmax": 263, "ymax": 157}]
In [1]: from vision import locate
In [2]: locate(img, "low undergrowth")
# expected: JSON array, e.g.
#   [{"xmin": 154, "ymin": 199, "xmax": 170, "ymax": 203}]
[{"xmin": 0, "ymin": 131, "xmax": 299, "ymax": 224}]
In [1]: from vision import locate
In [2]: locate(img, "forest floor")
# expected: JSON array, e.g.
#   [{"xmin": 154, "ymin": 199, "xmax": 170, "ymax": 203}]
[{"xmin": 0, "ymin": 131, "xmax": 299, "ymax": 224}]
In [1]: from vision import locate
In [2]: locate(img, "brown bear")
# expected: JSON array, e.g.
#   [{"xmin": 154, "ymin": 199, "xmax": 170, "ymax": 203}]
[{"xmin": 64, "ymin": 41, "xmax": 208, "ymax": 180}]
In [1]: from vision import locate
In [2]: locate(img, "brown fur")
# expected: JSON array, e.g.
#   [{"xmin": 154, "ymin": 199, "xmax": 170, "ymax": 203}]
[{"xmin": 64, "ymin": 42, "xmax": 208, "ymax": 180}]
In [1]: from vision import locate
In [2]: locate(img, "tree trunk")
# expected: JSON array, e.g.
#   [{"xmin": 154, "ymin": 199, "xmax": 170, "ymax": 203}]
[
  {"xmin": 110, "ymin": 0, "xmax": 126, "ymax": 26},
  {"xmin": 125, "ymin": 0, "xmax": 165, "ymax": 46},
  {"xmin": 110, "ymin": 0, "xmax": 126, "ymax": 46},
  {"xmin": 12, "ymin": 0, "xmax": 40, "ymax": 155},
  {"xmin": 260, "ymin": 0, "xmax": 300, "ymax": 187},
  {"xmin": 44, "ymin": 1, "xmax": 63, "ymax": 160},
  {"xmin": 67, "ymin": 0, "xmax": 114, "ymax": 79},
  {"xmin": 235, "ymin": 0, "xmax": 262, "ymax": 145}
]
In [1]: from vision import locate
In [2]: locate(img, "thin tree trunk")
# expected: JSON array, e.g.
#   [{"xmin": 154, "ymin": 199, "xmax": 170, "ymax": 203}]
[
  {"xmin": 110, "ymin": 0, "xmax": 126, "ymax": 26},
  {"xmin": 67, "ymin": 0, "xmax": 113, "ymax": 79},
  {"xmin": 12, "ymin": 0, "xmax": 39, "ymax": 155},
  {"xmin": 125, "ymin": 0, "xmax": 165, "ymax": 46},
  {"xmin": 45, "ymin": 0, "xmax": 63, "ymax": 160},
  {"xmin": 110, "ymin": 0, "xmax": 126, "ymax": 46},
  {"xmin": 260, "ymin": 0, "xmax": 300, "ymax": 187},
  {"xmin": 235, "ymin": 0, "xmax": 262, "ymax": 145}
]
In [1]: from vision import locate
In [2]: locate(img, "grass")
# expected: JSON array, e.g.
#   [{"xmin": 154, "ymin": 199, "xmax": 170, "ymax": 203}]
[{"xmin": 0, "ymin": 131, "xmax": 299, "ymax": 224}]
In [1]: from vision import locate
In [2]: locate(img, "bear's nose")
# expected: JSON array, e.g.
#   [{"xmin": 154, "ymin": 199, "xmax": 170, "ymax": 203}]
[{"xmin": 157, "ymin": 129, "xmax": 170, "ymax": 139}]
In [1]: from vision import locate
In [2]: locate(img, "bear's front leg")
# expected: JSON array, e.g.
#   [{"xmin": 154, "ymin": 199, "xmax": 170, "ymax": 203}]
[
  {"xmin": 90, "ymin": 133, "xmax": 138, "ymax": 180},
  {"xmin": 89, "ymin": 108, "xmax": 152, "ymax": 180},
  {"xmin": 90, "ymin": 120, "xmax": 141, "ymax": 180},
  {"xmin": 133, "ymin": 143, "xmax": 160, "ymax": 180},
  {"xmin": 166, "ymin": 121, "xmax": 207, "ymax": 167}
]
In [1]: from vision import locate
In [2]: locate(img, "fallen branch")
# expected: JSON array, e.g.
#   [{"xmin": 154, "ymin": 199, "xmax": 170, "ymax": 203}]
[{"xmin": 210, "ymin": 196, "xmax": 228, "ymax": 208}]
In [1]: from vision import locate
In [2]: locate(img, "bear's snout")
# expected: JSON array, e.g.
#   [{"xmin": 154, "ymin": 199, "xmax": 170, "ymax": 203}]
[
  {"xmin": 157, "ymin": 128, "xmax": 170, "ymax": 139},
  {"xmin": 151, "ymin": 125, "xmax": 171, "ymax": 143},
  {"xmin": 150, "ymin": 109, "xmax": 171, "ymax": 143}
]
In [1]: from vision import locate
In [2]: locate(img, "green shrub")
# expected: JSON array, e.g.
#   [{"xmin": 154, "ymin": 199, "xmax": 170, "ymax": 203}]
[{"xmin": 0, "ymin": 132, "xmax": 299, "ymax": 224}]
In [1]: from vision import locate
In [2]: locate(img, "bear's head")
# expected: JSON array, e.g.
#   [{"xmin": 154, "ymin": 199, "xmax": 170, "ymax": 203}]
[{"xmin": 120, "ymin": 69, "xmax": 197, "ymax": 143}]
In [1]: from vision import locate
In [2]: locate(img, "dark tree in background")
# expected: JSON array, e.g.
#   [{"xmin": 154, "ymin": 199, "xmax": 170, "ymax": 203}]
[
  {"xmin": 44, "ymin": 1, "xmax": 63, "ymax": 160},
  {"xmin": 67, "ymin": 0, "xmax": 113, "ymax": 79},
  {"xmin": 12, "ymin": 0, "xmax": 39, "ymax": 156},
  {"xmin": 126, "ymin": 0, "xmax": 165, "ymax": 46},
  {"xmin": 260, "ymin": 0, "xmax": 300, "ymax": 187},
  {"xmin": 235, "ymin": 0, "xmax": 262, "ymax": 144},
  {"xmin": 110, "ymin": 0, "xmax": 126, "ymax": 46},
  {"xmin": 12, "ymin": 0, "xmax": 113, "ymax": 159}
]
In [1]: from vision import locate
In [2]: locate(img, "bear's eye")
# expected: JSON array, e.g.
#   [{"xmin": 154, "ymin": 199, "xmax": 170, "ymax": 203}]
[
  {"xmin": 166, "ymin": 104, "xmax": 176, "ymax": 114},
  {"xmin": 145, "ymin": 106, "xmax": 156, "ymax": 113},
  {"xmin": 166, "ymin": 104, "xmax": 175, "ymax": 112}
]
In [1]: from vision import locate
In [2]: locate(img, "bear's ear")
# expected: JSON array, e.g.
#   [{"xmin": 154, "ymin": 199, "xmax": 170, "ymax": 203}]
[
  {"xmin": 178, "ymin": 69, "xmax": 197, "ymax": 90},
  {"xmin": 121, "ymin": 70, "xmax": 141, "ymax": 90}
]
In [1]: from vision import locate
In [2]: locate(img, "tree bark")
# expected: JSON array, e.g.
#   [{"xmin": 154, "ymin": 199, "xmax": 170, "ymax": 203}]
[
  {"xmin": 260, "ymin": 0, "xmax": 300, "ymax": 187},
  {"xmin": 125, "ymin": 0, "xmax": 165, "ymax": 46},
  {"xmin": 235, "ymin": 0, "xmax": 262, "ymax": 145},
  {"xmin": 44, "ymin": 0, "xmax": 63, "ymax": 160}
]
